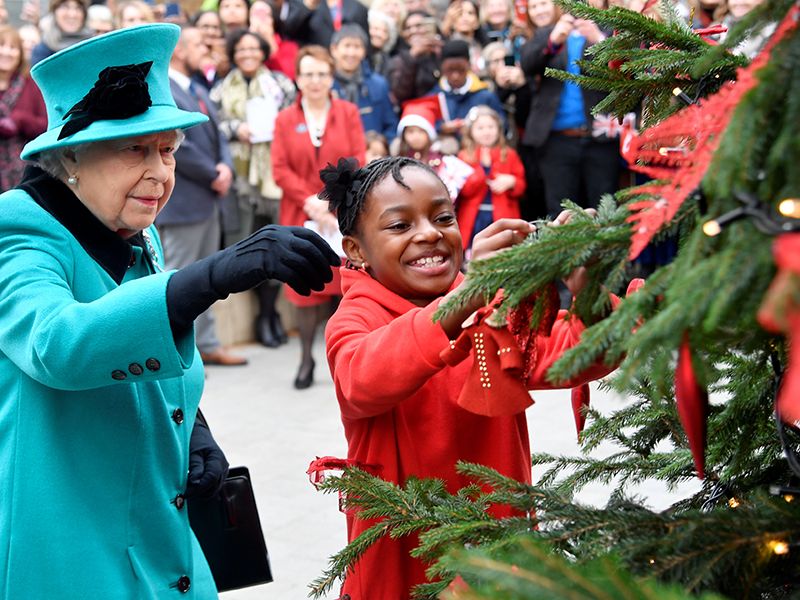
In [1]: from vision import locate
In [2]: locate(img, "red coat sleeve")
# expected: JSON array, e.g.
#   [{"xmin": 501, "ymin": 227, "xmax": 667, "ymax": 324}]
[
  {"xmin": 326, "ymin": 299, "xmax": 452, "ymax": 420},
  {"xmin": 343, "ymin": 101, "xmax": 367, "ymax": 164},
  {"xmin": 10, "ymin": 77, "xmax": 48, "ymax": 140}
]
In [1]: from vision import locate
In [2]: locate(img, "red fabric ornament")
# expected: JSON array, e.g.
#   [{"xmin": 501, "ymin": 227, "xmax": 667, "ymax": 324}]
[
  {"xmin": 622, "ymin": 3, "xmax": 800, "ymax": 260},
  {"xmin": 757, "ymin": 233, "xmax": 800, "ymax": 425},
  {"xmin": 674, "ymin": 333, "xmax": 709, "ymax": 478},
  {"xmin": 307, "ymin": 456, "xmax": 383, "ymax": 512},
  {"xmin": 571, "ymin": 383, "xmax": 591, "ymax": 439},
  {"xmin": 440, "ymin": 305, "xmax": 534, "ymax": 417}
]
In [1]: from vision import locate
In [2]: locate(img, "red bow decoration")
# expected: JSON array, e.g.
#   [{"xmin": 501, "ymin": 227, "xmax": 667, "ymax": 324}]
[
  {"xmin": 441, "ymin": 305, "xmax": 534, "ymax": 417},
  {"xmin": 675, "ymin": 333, "xmax": 709, "ymax": 478},
  {"xmin": 758, "ymin": 233, "xmax": 800, "ymax": 425}
]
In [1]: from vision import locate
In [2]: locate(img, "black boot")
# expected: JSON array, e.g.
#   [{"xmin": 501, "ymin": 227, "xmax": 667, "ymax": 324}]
[
  {"xmin": 270, "ymin": 311, "xmax": 288, "ymax": 345},
  {"xmin": 256, "ymin": 315, "xmax": 280, "ymax": 347}
]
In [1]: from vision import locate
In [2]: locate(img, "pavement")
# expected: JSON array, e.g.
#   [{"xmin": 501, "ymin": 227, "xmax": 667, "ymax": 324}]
[{"xmin": 202, "ymin": 329, "xmax": 701, "ymax": 600}]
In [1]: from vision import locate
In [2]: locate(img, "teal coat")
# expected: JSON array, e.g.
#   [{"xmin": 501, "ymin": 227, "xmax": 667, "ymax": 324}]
[{"xmin": 0, "ymin": 169, "xmax": 217, "ymax": 599}]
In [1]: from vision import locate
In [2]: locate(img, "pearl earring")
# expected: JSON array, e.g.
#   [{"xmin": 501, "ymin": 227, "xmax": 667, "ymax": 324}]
[
  {"xmin": 68, "ymin": 175, "xmax": 77, "ymax": 185},
  {"xmin": 362, "ymin": 262, "xmax": 368, "ymax": 270}
]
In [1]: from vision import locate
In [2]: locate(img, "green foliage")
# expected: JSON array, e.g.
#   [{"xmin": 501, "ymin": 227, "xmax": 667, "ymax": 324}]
[{"xmin": 313, "ymin": 2, "xmax": 800, "ymax": 599}]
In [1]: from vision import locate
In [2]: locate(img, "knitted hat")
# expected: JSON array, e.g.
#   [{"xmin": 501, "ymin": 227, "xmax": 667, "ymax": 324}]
[
  {"xmin": 440, "ymin": 39, "xmax": 470, "ymax": 62},
  {"xmin": 397, "ymin": 94, "xmax": 444, "ymax": 141},
  {"xmin": 22, "ymin": 24, "xmax": 207, "ymax": 161}
]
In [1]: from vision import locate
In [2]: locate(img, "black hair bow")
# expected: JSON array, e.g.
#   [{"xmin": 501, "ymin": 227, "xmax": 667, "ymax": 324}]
[
  {"xmin": 58, "ymin": 61, "xmax": 153, "ymax": 141},
  {"xmin": 318, "ymin": 157, "xmax": 363, "ymax": 212}
]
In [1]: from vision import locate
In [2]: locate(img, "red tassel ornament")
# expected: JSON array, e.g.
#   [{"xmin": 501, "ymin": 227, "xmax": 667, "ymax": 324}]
[{"xmin": 674, "ymin": 333, "xmax": 709, "ymax": 478}]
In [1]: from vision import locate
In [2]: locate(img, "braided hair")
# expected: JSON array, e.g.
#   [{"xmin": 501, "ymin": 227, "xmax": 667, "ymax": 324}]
[{"xmin": 318, "ymin": 156, "xmax": 443, "ymax": 236}]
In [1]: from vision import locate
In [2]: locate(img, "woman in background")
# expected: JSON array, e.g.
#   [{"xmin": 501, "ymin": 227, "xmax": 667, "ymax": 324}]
[
  {"xmin": 271, "ymin": 45, "xmax": 366, "ymax": 388},
  {"xmin": 368, "ymin": 9, "xmax": 397, "ymax": 77},
  {"xmin": 116, "ymin": 0, "xmax": 155, "ymax": 28},
  {"xmin": 211, "ymin": 29, "xmax": 296, "ymax": 347},
  {"xmin": 31, "ymin": 0, "xmax": 93, "ymax": 65},
  {"xmin": 0, "ymin": 24, "xmax": 46, "ymax": 191},
  {"xmin": 193, "ymin": 9, "xmax": 230, "ymax": 87}
]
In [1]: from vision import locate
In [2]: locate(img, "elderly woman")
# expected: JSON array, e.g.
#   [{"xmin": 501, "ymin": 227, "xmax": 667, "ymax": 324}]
[
  {"xmin": 30, "ymin": 0, "xmax": 93, "ymax": 65},
  {"xmin": 271, "ymin": 45, "xmax": 365, "ymax": 388},
  {"xmin": 367, "ymin": 9, "xmax": 398, "ymax": 77},
  {"xmin": 210, "ymin": 28, "xmax": 296, "ymax": 347},
  {"xmin": 0, "ymin": 24, "xmax": 338, "ymax": 598}
]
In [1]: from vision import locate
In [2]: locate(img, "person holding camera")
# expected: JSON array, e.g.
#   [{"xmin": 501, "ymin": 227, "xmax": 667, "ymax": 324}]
[
  {"xmin": 386, "ymin": 10, "xmax": 443, "ymax": 104},
  {"xmin": 281, "ymin": 0, "xmax": 368, "ymax": 48},
  {"xmin": 519, "ymin": 0, "xmax": 621, "ymax": 218}
]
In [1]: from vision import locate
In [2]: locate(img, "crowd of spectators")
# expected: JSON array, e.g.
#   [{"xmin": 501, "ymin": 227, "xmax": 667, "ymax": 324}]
[{"xmin": 0, "ymin": 0, "xmax": 772, "ymax": 383}]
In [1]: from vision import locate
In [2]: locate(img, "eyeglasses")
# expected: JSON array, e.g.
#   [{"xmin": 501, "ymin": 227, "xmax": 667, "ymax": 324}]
[
  {"xmin": 297, "ymin": 72, "xmax": 332, "ymax": 80},
  {"xmin": 234, "ymin": 46, "xmax": 262, "ymax": 54}
]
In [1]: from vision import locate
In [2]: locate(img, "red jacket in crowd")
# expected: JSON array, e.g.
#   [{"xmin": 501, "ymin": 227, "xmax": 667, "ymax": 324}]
[{"xmin": 456, "ymin": 145, "xmax": 527, "ymax": 249}]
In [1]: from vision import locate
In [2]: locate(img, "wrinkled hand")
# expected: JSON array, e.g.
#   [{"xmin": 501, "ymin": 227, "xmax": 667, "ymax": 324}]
[
  {"xmin": 184, "ymin": 416, "xmax": 229, "ymax": 499},
  {"xmin": 0, "ymin": 117, "xmax": 18, "ymax": 138},
  {"xmin": 470, "ymin": 218, "xmax": 535, "ymax": 263},
  {"xmin": 211, "ymin": 163, "xmax": 233, "ymax": 197},
  {"xmin": 489, "ymin": 174, "xmax": 516, "ymax": 194},
  {"xmin": 553, "ymin": 208, "xmax": 597, "ymax": 297}
]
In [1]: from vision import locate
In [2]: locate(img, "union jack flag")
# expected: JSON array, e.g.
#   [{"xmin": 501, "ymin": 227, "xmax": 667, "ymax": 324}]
[{"xmin": 592, "ymin": 112, "xmax": 637, "ymax": 139}]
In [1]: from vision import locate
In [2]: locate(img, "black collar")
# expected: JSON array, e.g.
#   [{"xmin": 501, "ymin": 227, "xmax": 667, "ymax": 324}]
[{"xmin": 16, "ymin": 165, "xmax": 148, "ymax": 285}]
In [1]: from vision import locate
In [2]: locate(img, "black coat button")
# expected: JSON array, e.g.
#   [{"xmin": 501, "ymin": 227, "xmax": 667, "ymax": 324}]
[
  {"xmin": 172, "ymin": 408, "xmax": 184, "ymax": 424},
  {"xmin": 174, "ymin": 493, "xmax": 185, "ymax": 510},
  {"xmin": 177, "ymin": 575, "xmax": 191, "ymax": 593},
  {"xmin": 129, "ymin": 363, "xmax": 143, "ymax": 375},
  {"xmin": 111, "ymin": 370, "xmax": 126, "ymax": 381},
  {"xmin": 145, "ymin": 358, "xmax": 160, "ymax": 372}
]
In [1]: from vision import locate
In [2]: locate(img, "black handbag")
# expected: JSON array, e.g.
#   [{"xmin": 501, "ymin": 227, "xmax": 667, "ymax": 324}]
[{"xmin": 188, "ymin": 466, "xmax": 273, "ymax": 592}]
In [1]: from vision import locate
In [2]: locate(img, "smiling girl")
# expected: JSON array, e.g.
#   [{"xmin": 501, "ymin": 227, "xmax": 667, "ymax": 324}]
[{"xmin": 322, "ymin": 156, "xmax": 614, "ymax": 599}]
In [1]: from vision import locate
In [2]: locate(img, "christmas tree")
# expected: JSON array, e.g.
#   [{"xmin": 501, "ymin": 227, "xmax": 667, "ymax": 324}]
[{"xmin": 310, "ymin": 0, "xmax": 800, "ymax": 597}]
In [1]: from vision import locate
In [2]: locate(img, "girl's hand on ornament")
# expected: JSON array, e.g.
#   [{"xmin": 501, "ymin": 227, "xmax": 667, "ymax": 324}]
[
  {"xmin": 551, "ymin": 207, "xmax": 596, "ymax": 297},
  {"xmin": 489, "ymin": 174, "xmax": 516, "ymax": 194},
  {"xmin": 552, "ymin": 207, "xmax": 596, "ymax": 226},
  {"xmin": 470, "ymin": 218, "xmax": 535, "ymax": 263}
]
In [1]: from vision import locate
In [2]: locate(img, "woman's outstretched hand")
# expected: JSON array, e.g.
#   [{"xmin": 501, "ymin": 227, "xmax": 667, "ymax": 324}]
[{"xmin": 166, "ymin": 226, "xmax": 341, "ymax": 332}]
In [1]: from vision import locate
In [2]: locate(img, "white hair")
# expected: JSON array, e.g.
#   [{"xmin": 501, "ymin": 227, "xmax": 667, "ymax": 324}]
[{"xmin": 368, "ymin": 9, "xmax": 398, "ymax": 53}]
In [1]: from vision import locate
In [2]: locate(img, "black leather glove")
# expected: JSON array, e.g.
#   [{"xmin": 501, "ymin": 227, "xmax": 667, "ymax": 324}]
[
  {"xmin": 167, "ymin": 225, "xmax": 341, "ymax": 332},
  {"xmin": 185, "ymin": 413, "xmax": 229, "ymax": 499}
]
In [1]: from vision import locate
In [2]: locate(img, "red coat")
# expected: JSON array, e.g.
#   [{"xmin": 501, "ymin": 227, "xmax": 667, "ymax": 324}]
[
  {"xmin": 271, "ymin": 94, "xmax": 365, "ymax": 305},
  {"xmin": 324, "ymin": 267, "xmax": 614, "ymax": 600},
  {"xmin": 455, "ymin": 146, "xmax": 526, "ymax": 250},
  {"xmin": 272, "ymin": 93, "xmax": 366, "ymax": 228}
]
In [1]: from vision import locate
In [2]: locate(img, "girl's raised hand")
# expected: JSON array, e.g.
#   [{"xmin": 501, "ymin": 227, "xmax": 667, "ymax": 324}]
[
  {"xmin": 470, "ymin": 218, "xmax": 535, "ymax": 264},
  {"xmin": 551, "ymin": 208, "xmax": 596, "ymax": 297}
]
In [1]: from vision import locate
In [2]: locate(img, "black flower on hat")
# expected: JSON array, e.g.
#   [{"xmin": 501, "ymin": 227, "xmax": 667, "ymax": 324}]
[
  {"xmin": 58, "ymin": 61, "xmax": 153, "ymax": 141},
  {"xmin": 318, "ymin": 157, "xmax": 364, "ymax": 213}
]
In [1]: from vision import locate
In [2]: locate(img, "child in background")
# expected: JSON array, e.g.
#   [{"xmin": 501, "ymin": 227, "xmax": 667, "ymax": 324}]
[
  {"xmin": 322, "ymin": 156, "xmax": 615, "ymax": 599},
  {"xmin": 456, "ymin": 105, "xmax": 526, "ymax": 256},
  {"xmin": 394, "ymin": 95, "xmax": 445, "ymax": 169},
  {"xmin": 364, "ymin": 130, "xmax": 390, "ymax": 164}
]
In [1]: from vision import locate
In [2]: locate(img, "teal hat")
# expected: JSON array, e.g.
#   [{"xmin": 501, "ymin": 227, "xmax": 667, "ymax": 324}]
[{"xmin": 21, "ymin": 23, "xmax": 208, "ymax": 161}]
